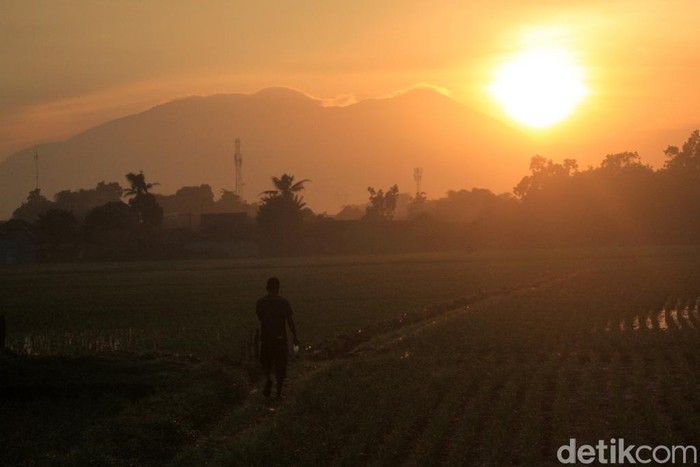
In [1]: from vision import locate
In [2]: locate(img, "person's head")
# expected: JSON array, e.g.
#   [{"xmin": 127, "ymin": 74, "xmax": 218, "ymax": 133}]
[{"xmin": 266, "ymin": 277, "xmax": 280, "ymax": 295}]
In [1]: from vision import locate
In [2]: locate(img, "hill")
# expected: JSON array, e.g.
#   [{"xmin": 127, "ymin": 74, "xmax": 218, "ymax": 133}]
[{"xmin": 0, "ymin": 87, "xmax": 534, "ymax": 219}]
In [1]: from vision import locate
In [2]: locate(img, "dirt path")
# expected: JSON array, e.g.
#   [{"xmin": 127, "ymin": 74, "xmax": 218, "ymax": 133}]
[{"xmin": 215, "ymin": 273, "xmax": 574, "ymax": 451}]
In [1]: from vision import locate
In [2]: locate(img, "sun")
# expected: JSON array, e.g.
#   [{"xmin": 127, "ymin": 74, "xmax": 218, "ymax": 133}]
[{"xmin": 488, "ymin": 47, "xmax": 588, "ymax": 129}]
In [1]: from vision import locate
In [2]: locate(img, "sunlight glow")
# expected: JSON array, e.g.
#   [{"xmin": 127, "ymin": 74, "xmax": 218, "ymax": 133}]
[{"xmin": 488, "ymin": 47, "xmax": 588, "ymax": 128}]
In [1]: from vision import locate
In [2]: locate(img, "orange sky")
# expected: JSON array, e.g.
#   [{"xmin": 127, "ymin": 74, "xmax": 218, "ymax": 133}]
[{"xmin": 2, "ymin": 1, "xmax": 700, "ymax": 168}]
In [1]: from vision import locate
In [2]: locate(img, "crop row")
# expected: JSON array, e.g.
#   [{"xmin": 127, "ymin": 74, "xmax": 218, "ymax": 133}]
[{"xmin": 221, "ymin": 257, "xmax": 700, "ymax": 465}]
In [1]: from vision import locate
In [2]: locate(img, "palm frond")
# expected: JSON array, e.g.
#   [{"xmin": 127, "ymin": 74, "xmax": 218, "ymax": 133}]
[{"xmin": 290, "ymin": 179, "xmax": 311, "ymax": 192}]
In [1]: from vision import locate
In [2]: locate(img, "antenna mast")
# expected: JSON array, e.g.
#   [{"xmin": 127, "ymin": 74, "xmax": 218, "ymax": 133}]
[
  {"xmin": 34, "ymin": 148, "xmax": 40, "ymax": 191},
  {"xmin": 413, "ymin": 167, "xmax": 423, "ymax": 197},
  {"xmin": 234, "ymin": 138, "xmax": 244, "ymax": 201}
]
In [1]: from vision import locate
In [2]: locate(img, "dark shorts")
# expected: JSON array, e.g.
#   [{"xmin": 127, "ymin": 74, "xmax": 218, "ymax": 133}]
[{"xmin": 260, "ymin": 338, "xmax": 288, "ymax": 381}]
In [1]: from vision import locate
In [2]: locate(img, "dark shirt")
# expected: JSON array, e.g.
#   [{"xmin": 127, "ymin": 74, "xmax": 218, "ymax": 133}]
[{"xmin": 256, "ymin": 294, "xmax": 293, "ymax": 343}]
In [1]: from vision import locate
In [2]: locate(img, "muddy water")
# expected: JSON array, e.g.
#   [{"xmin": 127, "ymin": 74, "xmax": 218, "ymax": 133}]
[{"xmin": 599, "ymin": 296, "xmax": 700, "ymax": 333}]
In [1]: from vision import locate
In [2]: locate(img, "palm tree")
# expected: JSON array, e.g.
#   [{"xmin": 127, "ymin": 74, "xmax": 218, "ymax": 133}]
[
  {"xmin": 260, "ymin": 174, "xmax": 310, "ymax": 202},
  {"xmin": 124, "ymin": 171, "xmax": 158, "ymax": 199},
  {"xmin": 257, "ymin": 174, "xmax": 311, "ymax": 255},
  {"xmin": 123, "ymin": 171, "xmax": 163, "ymax": 227}
]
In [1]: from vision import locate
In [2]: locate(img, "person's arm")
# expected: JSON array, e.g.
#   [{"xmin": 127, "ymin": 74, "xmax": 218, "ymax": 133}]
[{"xmin": 288, "ymin": 315, "xmax": 299, "ymax": 345}]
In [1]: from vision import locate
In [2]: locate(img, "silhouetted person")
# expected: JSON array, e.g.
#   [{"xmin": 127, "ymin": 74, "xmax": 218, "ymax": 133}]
[{"xmin": 256, "ymin": 277, "xmax": 299, "ymax": 398}]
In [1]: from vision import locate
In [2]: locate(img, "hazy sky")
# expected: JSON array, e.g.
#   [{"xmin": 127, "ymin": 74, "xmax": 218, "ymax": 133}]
[{"xmin": 2, "ymin": 0, "xmax": 700, "ymax": 161}]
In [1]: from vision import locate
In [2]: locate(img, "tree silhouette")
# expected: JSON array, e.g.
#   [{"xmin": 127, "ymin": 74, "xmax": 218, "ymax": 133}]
[
  {"xmin": 407, "ymin": 191, "xmax": 427, "ymax": 219},
  {"xmin": 664, "ymin": 130, "xmax": 700, "ymax": 171},
  {"xmin": 659, "ymin": 130, "xmax": 700, "ymax": 240},
  {"xmin": 124, "ymin": 172, "xmax": 158, "ymax": 198},
  {"xmin": 85, "ymin": 201, "xmax": 137, "ymax": 232},
  {"xmin": 363, "ymin": 185, "xmax": 399, "ymax": 221},
  {"xmin": 38, "ymin": 208, "xmax": 77, "ymax": 249},
  {"xmin": 261, "ymin": 174, "xmax": 310, "ymax": 200},
  {"xmin": 83, "ymin": 201, "xmax": 140, "ymax": 260},
  {"xmin": 335, "ymin": 204, "xmax": 365, "ymax": 221},
  {"xmin": 513, "ymin": 156, "xmax": 578, "ymax": 199},
  {"xmin": 257, "ymin": 174, "xmax": 310, "ymax": 254},
  {"xmin": 599, "ymin": 151, "xmax": 651, "ymax": 172},
  {"xmin": 218, "ymin": 189, "xmax": 242, "ymax": 207},
  {"xmin": 12, "ymin": 188, "xmax": 55, "ymax": 223},
  {"xmin": 123, "ymin": 171, "xmax": 163, "ymax": 227},
  {"xmin": 54, "ymin": 182, "xmax": 123, "ymax": 216},
  {"xmin": 215, "ymin": 189, "xmax": 257, "ymax": 216}
]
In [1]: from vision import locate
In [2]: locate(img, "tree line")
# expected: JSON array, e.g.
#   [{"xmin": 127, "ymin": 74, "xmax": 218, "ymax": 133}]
[{"xmin": 5, "ymin": 130, "xmax": 700, "ymax": 260}]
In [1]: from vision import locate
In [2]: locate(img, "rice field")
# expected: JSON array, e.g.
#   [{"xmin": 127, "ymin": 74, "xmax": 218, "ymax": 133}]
[
  {"xmin": 0, "ymin": 251, "xmax": 574, "ymax": 356},
  {"xmin": 1, "ymin": 246, "xmax": 699, "ymax": 465},
  {"xmin": 219, "ymin": 247, "xmax": 700, "ymax": 465}
]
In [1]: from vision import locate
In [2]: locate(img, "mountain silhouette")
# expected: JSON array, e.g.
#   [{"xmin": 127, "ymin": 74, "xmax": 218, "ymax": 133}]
[{"xmin": 0, "ymin": 87, "xmax": 535, "ymax": 218}]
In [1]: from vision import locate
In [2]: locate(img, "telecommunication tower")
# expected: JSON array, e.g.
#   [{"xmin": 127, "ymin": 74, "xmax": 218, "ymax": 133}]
[
  {"xmin": 34, "ymin": 148, "xmax": 40, "ymax": 191},
  {"xmin": 234, "ymin": 138, "xmax": 244, "ymax": 201},
  {"xmin": 413, "ymin": 167, "xmax": 423, "ymax": 196}
]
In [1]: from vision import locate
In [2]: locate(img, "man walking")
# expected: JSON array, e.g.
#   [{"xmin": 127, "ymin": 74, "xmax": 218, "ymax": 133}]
[{"xmin": 256, "ymin": 277, "xmax": 299, "ymax": 398}]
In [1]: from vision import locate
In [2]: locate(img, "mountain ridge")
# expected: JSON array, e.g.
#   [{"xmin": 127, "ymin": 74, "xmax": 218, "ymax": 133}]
[{"xmin": 0, "ymin": 87, "xmax": 534, "ymax": 219}]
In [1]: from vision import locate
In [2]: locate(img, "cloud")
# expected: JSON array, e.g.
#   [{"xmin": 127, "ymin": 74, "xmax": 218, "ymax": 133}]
[
  {"xmin": 376, "ymin": 83, "xmax": 453, "ymax": 100},
  {"xmin": 320, "ymin": 94, "xmax": 359, "ymax": 107}
]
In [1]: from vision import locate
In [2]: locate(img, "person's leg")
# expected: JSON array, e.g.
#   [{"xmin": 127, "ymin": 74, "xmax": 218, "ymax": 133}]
[
  {"xmin": 260, "ymin": 343, "xmax": 273, "ymax": 397},
  {"xmin": 275, "ymin": 342, "xmax": 288, "ymax": 398}
]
